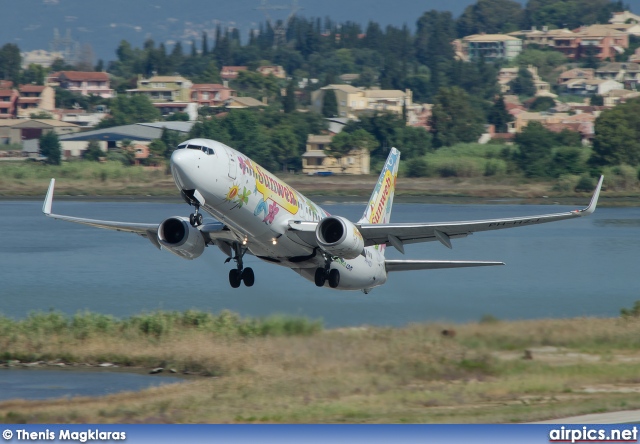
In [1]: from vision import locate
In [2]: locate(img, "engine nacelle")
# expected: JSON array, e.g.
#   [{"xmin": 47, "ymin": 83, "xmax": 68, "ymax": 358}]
[
  {"xmin": 316, "ymin": 216, "xmax": 364, "ymax": 259},
  {"xmin": 157, "ymin": 217, "xmax": 205, "ymax": 260}
]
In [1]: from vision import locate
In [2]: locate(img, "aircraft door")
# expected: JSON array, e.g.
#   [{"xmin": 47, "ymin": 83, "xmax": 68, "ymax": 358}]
[{"xmin": 227, "ymin": 148, "xmax": 237, "ymax": 179}]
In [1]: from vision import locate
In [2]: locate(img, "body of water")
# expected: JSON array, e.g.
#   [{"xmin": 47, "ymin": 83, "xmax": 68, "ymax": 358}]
[
  {"xmin": 0, "ymin": 368, "xmax": 181, "ymax": 401},
  {"xmin": 2, "ymin": 199, "xmax": 639, "ymax": 327}
]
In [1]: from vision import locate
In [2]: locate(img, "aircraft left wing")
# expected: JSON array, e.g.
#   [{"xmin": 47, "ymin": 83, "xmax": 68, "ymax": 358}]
[
  {"xmin": 42, "ymin": 179, "xmax": 236, "ymax": 250},
  {"xmin": 356, "ymin": 176, "xmax": 603, "ymax": 251},
  {"xmin": 43, "ymin": 179, "xmax": 159, "ymax": 235}
]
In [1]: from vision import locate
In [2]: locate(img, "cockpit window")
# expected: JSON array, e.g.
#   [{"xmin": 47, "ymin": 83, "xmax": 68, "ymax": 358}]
[{"xmin": 176, "ymin": 143, "xmax": 214, "ymax": 155}]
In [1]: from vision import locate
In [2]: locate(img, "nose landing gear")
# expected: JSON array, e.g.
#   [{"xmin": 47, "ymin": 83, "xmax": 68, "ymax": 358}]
[{"xmin": 189, "ymin": 205, "xmax": 203, "ymax": 227}]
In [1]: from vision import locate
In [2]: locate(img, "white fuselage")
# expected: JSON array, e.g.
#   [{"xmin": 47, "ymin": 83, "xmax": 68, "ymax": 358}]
[{"xmin": 170, "ymin": 139, "xmax": 387, "ymax": 291}]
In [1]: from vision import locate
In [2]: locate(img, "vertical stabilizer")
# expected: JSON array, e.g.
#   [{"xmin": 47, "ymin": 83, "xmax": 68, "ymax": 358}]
[{"xmin": 359, "ymin": 148, "xmax": 400, "ymax": 225}]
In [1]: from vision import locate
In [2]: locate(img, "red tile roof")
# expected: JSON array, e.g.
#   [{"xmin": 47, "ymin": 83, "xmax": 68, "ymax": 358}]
[
  {"xmin": 59, "ymin": 71, "xmax": 109, "ymax": 82},
  {"xmin": 19, "ymin": 85, "xmax": 45, "ymax": 93}
]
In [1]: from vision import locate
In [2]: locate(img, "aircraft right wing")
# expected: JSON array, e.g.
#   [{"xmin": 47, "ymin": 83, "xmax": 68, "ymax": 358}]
[
  {"xmin": 385, "ymin": 260, "xmax": 504, "ymax": 272},
  {"xmin": 358, "ymin": 176, "xmax": 603, "ymax": 252}
]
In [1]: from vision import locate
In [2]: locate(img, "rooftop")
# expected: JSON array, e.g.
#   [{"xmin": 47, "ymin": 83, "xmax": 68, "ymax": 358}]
[
  {"xmin": 464, "ymin": 34, "xmax": 521, "ymax": 42},
  {"xmin": 59, "ymin": 71, "xmax": 109, "ymax": 82}
]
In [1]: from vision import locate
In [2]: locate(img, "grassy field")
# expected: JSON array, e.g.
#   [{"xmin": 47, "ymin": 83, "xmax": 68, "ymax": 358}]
[
  {"xmin": 3, "ymin": 159, "xmax": 640, "ymax": 205},
  {"xmin": 2, "ymin": 310, "xmax": 640, "ymax": 423}
]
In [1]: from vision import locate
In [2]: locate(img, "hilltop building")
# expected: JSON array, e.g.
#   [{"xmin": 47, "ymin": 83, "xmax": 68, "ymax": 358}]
[
  {"xmin": 311, "ymin": 85, "xmax": 412, "ymax": 120},
  {"xmin": 48, "ymin": 71, "xmax": 114, "ymax": 98},
  {"xmin": 461, "ymin": 34, "xmax": 523, "ymax": 61},
  {"xmin": 126, "ymin": 75, "xmax": 197, "ymax": 120}
]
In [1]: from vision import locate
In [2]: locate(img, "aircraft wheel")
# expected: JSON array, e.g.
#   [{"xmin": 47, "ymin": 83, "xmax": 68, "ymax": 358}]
[
  {"xmin": 196, "ymin": 213, "xmax": 203, "ymax": 226},
  {"xmin": 328, "ymin": 269, "xmax": 340, "ymax": 288},
  {"xmin": 242, "ymin": 267, "xmax": 255, "ymax": 287},
  {"xmin": 314, "ymin": 268, "xmax": 326, "ymax": 287},
  {"xmin": 189, "ymin": 214, "xmax": 196, "ymax": 227},
  {"xmin": 229, "ymin": 269, "xmax": 242, "ymax": 288}
]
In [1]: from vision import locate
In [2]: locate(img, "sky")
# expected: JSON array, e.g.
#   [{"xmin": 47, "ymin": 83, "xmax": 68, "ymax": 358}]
[{"xmin": 1, "ymin": 0, "xmax": 529, "ymax": 62}]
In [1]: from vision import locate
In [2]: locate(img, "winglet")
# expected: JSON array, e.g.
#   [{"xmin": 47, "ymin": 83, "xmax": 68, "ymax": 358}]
[
  {"xmin": 43, "ymin": 178, "xmax": 55, "ymax": 215},
  {"xmin": 580, "ymin": 175, "xmax": 604, "ymax": 215}
]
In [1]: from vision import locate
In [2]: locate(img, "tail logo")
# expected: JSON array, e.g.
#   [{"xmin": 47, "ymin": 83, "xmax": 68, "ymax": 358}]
[{"xmin": 369, "ymin": 171, "xmax": 394, "ymax": 224}]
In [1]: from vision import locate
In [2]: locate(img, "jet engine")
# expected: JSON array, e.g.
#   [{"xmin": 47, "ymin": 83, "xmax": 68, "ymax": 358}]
[
  {"xmin": 157, "ymin": 217, "xmax": 205, "ymax": 260},
  {"xmin": 316, "ymin": 216, "xmax": 364, "ymax": 259}
]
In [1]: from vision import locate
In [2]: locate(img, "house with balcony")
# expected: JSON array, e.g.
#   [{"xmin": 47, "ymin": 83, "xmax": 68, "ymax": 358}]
[
  {"xmin": 191, "ymin": 84, "xmax": 236, "ymax": 107},
  {"xmin": 224, "ymin": 96, "xmax": 266, "ymax": 109},
  {"xmin": 17, "ymin": 85, "xmax": 55, "ymax": 119},
  {"xmin": 220, "ymin": 66, "xmax": 247, "ymax": 81},
  {"xmin": 311, "ymin": 85, "xmax": 413, "ymax": 120},
  {"xmin": 603, "ymin": 89, "xmax": 640, "ymax": 106},
  {"xmin": 51, "ymin": 71, "xmax": 115, "ymax": 98},
  {"xmin": 0, "ymin": 88, "xmax": 19, "ymax": 119},
  {"xmin": 557, "ymin": 68, "xmax": 595, "ymax": 85},
  {"xmin": 595, "ymin": 62, "xmax": 640, "ymax": 89},
  {"xmin": 461, "ymin": 34, "xmax": 523, "ymax": 61},
  {"xmin": 565, "ymin": 78, "xmax": 624, "ymax": 96},
  {"xmin": 256, "ymin": 65, "xmax": 286, "ymax": 79},
  {"xmin": 609, "ymin": 11, "xmax": 640, "ymax": 25},
  {"xmin": 575, "ymin": 26, "xmax": 628, "ymax": 61},
  {"xmin": 127, "ymin": 75, "xmax": 196, "ymax": 120},
  {"xmin": 302, "ymin": 134, "xmax": 370, "ymax": 175},
  {"xmin": 509, "ymin": 27, "xmax": 574, "ymax": 47}
]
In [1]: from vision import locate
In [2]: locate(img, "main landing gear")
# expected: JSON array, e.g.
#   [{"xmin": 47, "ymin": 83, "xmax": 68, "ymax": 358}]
[
  {"xmin": 314, "ymin": 254, "xmax": 340, "ymax": 288},
  {"xmin": 189, "ymin": 205, "xmax": 203, "ymax": 227},
  {"xmin": 226, "ymin": 242, "xmax": 254, "ymax": 288}
]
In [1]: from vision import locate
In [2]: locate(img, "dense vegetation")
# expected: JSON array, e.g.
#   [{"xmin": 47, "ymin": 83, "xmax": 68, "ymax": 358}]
[{"xmin": 0, "ymin": 0, "xmax": 638, "ymax": 187}]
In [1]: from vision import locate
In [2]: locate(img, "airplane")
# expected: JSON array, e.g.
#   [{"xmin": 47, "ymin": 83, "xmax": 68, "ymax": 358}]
[{"xmin": 43, "ymin": 138, "xmax": 604, "ymax": 293}]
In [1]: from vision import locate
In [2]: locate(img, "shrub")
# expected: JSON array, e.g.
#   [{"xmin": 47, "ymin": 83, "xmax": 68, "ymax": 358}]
[{"xmin": 405, "ymin": 158, "xmax": 431, "ymax": 177}]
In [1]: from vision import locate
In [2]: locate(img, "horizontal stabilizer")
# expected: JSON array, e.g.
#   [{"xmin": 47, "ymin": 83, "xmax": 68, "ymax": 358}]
[{"xmin": 385, "ymin": 260, "xmax": 504, "ymax": 272}]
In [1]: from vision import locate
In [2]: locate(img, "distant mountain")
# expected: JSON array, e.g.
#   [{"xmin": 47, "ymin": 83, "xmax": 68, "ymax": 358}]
[{"xmin": 4, "ymin": 0, "xmax": 525, "ymax": 62}]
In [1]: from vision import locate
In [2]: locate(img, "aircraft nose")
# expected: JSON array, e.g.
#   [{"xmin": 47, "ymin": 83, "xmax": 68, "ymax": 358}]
[{"xmin": 170, "ymin": 149, "xmax": 195, "ymax": 190}]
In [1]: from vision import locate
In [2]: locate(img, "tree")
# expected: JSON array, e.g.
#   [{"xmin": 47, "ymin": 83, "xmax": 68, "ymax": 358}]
[
  {"xmin": 590, "ymin": 94, "xmax": 604, "ymax": 106},
  {"xmin": 429, "ymin": 87, "xmax": 485, "ymax": 147},
  {"xmin": 21, "ymin": 64, "xmax": 46, "ymax": 85},
  {"xmin": 148, "ymin": 139, "xmax": 168, "ymax": 163},
  {"xmin": 524, "ymin": 0, "xmax": 625, "ymax": 30},
  {"xmin": 96, "ymin": 95, "xmax": 161, "ymax": 128},
  {"xmin": 509, "ymin": 67, "xmax": 536, "ymax": 97},
  {"xmin": 322, "ymin": 89, "xmax": 338, "ymax": 117},
  {"xmin": 0, "ymin": 43, "xmax": 21, "ymax": 85},
  {"xmin": 327, "ymin": 129, "xmax": 377, "ymax": 171},
  {"xmin": 270, "ymin": 126, "xmax": 299, "ymax": 171},
  {"xmin": 282, "ymin": 80, "xmax": 296, "ymax": 113},
  {"xmin": 30, "ymin": 111, "xmax": 54, "ymax": 119},
  {"xmin": 515, "ymin": 121, "xmax": 555, "ymax": 177},
  {"xmin": 529, "ymin": 96, "xmax": 556, "ymax": 112},
  {"xmin": 166, "ymin": 112, "xmax": 189, "ymax": 121},
  {"xmin": 83, "ymin": 140, "xmax": 103, "ymax": 161},
  {"xmin": 39, "ymin": 132, "xmax": 61, "ymax": 165},
  {"xmin": 515, "ymin": 48, "xmax": 567, "ymax": 81},
  {"xmin": 590, "ymin": 98, "xmax": 640, "ymax": 166},
  {"xmin": 487, "ymin": 96, "xmax": 513, "ymax": 133},
  {"xmin": 581, "ymin": 44, "xmax": 600, "ymax": 69},
  {"xmin": 457, "ymin": 0, "xmax": 524, "ymax": 36}
]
